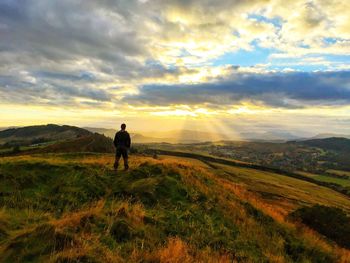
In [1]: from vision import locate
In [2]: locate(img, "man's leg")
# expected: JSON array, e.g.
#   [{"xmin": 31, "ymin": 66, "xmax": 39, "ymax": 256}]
[
  {"xmin": 122, "ymin": 148, "xmax": 129, "ymax": 170},
  {"xmin": 114, "ymin": 150, "xmax": 122, "ymax": 170}
]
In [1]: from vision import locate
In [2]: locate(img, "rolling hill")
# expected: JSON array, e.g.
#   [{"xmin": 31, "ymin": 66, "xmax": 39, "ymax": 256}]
[
  {"xmin": 311, "ymin": 133, "xmax": 350, "ymax": 140},
  {"xmin": 83, "ymin": 127, "xmax": 180, "ymax": 144},
  {"xmin": 0, "ymin": 124, "xmax": 91, "ymax": 146},
  {"xmin": 1, "ymin": 125, "xmax": 350, "ymax": 262},
  {"xmin": 300, "ymin": 137, "xmax": 350, "ymax": 153},
  {"xmin": 83, "ymin": 127, "xmax": 230, "ymax": 144},
  {"xmin": 141, "ymin": 129, "xmax": 230, "ymax": 143},
  {"xmin": 83, "ymin": 127, "xmax": 117, "ymax": 139},
  {"xmin": 0, "ymin": 153, "xmax": 349, "ymax": 262},
  {"xmin": 33, "ymin": 133, "xmax": 115, "ymax": 154},
  {"xmin": 240, "ymin": 131, "xmax": 301, "ymax": 142},
  {"xmin": 0, "ymin": 125, "xmax": 117, "ymax": 155}
]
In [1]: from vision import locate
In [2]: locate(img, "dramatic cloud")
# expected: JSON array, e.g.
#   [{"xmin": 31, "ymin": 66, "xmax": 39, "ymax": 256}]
[
  {"xmin": 0, "ymin": 0, "xmax": 350, "ymax": 133},
  {"xmin": 125, "ymin": 71, "xmax": 350, "ymax": 108}
]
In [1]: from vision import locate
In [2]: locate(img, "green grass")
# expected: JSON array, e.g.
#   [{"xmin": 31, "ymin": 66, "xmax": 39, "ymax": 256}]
[
  {"xmin": 214, "ymin": 163, "xmax": 350, "ymax": 213},
  {"xmin": 0, "ymin": 154, "xmax": 347, "ymax": 262},
  {"xmin": 0, "ymin": 148, "xmax": 11, "ymax": 153},
  {"xmin": 290, "ymin": 205, "xmax": 350, "ymax": 249},
  {"xmin": 299, "ymin": 171, "xmax": 350, "ymax": 187},
  {"xmin": 312, "ymin": 175, "xmax": 350, "ymax": 187},
  {"xmin": 0, "ymin": 143, "xmax": 52, "ymax": 154},
  {"xmin": 327, "ymin": 169, "xmax": 350, "ymax": 177}
]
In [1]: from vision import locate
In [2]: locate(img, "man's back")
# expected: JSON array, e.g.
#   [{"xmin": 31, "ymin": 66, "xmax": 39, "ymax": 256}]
[{"xmin": 114, "ymin": 130, "xmax": 131, "ymax": 148}]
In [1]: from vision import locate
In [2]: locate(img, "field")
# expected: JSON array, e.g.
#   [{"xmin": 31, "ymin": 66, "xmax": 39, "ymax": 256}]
[
  {"xmin": 298, "ymin": 172, "xmax": 350, "ymax": 187},
  {"xmin": 0, "ymin": 153, "xmax": 350, "ymax": 262},
  {"xmin": 212, "ymin": 164, "xmax": 350, "ymax": 213},
  {"xmin": 327, "ymin": 170, "xmax": 350, "ymax": 178}
]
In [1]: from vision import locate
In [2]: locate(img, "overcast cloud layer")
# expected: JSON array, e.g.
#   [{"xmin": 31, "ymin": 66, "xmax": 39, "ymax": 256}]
[{"xmin": 1, "ymin": 0, "xmax": 350, "ymax": 132}]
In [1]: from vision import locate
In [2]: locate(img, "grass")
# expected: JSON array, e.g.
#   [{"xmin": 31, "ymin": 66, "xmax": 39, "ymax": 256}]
[
  {"xmin": 0, "ymin": 148, "xmax": 11, "ymax": 153},
  {"xmin": 299, "ymin": 171, "xmax": 350, "ymax": 187},
  {"xmin": 0, "ymin": 153, "xmax": 349, "ymax": 262},
  {"xmin": 327, "ymin": 169, "xmax": 350, "ymax": 178},
  {"xmin": 213, "ymin": 163, "xmax": 350, "ymax": 213},
  {"xmin": 311, "ymin": 175, "xmax": 350, "ymax": 187},
  {"xmin": 290, "ymin": 205, "xmax": 350, "ymax": 249}
]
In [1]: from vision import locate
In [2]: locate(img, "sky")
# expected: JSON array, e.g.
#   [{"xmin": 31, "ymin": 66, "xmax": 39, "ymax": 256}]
[{"xmin": 0, "ymin": 0, "xmax": 350, "ymax": 137}]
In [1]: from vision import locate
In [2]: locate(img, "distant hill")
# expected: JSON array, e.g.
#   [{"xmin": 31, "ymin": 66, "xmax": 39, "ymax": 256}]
[
  {"xmin": 35, "ymin": 133, "xmax": 114, "ymax": 153},
  {"xmin": 141, "ymin": 129, "xmax": 230, "ymax": 143},
  {"xmin": 131, "ymin": 133, "xmax": 179, "ymax": 143},
  {"xmin": 85, "ymin": 127, "xmax": 329, "ymax": 143},
  {"xmin": 311, "ymin": 133, "xmax": 350, "ymax": 139},
  {"xmin": 0, "ymin": 124, "xmax": 115, "ymax": 154},
  {"xmin": 240, "ymin": 131, "xmax": 301, "ymax": 142},
  {"xmin": 83, "ymin": 127, "xmax": 176, "ymax": 143},
  {"xmin": 83, "ymin": 127, "xmax": 117, "ymax": 138},
  {"xmin": 84, "ymin": 128, "xmax": 230, "ymax": 143},
  {"xmin": 300, "ymin": 137, "xmax": 350, "ymax": 153},
  {"xmin": 0, "ymin": 124, "xmax": 91, "ymax": 146},
  {"xmin": 0, "ymin": 127, "xmax": 15, "ymax": 132}
]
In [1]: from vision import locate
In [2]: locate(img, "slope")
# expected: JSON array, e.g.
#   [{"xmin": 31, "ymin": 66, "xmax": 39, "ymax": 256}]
[
  {"xmin": 34, "ymin": 133, "xmax": 115, "ymax": 153},
  {"xmin": 0, "ymin": 153, "xmax": 349, "ymax": 262},
  {"xmin": 0, "ymin": 124, "xmax": 91, "ymax": 146}
]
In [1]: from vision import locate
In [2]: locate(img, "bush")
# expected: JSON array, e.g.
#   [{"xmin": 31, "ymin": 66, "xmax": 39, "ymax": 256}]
[
  {"xmin": 12, "ymin": 146, "xmax": 21, "ymax": 154},
  {"xmin": 290, "ymin": 205, "xmax": 350, "ymax": 249}
]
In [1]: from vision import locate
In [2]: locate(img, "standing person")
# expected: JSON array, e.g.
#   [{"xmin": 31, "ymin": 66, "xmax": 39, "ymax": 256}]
[{"xmin": 113, "ymin": 123, "xmax": 131, "ymax": 171}]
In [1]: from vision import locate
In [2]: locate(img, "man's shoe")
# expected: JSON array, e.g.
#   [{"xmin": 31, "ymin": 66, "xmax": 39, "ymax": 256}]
[{"xmin": 124, "ymin": 165, "xmax": 129, "ymax": 171}]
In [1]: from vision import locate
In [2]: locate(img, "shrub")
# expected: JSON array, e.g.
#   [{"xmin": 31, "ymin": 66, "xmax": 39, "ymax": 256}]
[{"xmin": 290, "ymin": 205, "xmax": 350, "ymax": 249}]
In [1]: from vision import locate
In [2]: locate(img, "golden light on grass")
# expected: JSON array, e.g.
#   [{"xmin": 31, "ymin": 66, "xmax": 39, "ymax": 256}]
[{"xmin": 2, "ymin": 153, "xmax": 349, "ymax": 262}]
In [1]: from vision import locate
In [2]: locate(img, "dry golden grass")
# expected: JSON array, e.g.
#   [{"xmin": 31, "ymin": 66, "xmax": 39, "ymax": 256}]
[
  {"xmin": 336, "ymin": 248, "xmax": 350, "ymax": 263},
  {"xmin": 49, "ymin": 232, "xmax": 124, "ymax": 263},
  {"xmin": 53, "ymin": 199, "xmax": 105, "ymax": 229},
  {"xmin": 155, "ymin": 156, "xmax": 350, "ymax": 262},
  {"xmin": 131, "ymin": 237, "xmax": 232, "ymax": 263},
  {"xmin": 156, "ymin": 237, "xmax": 193, "ymax": 263},
  {"xmin": 107, "ymin": 199, "xmax": 145, "ymax": 227},
  {"xmin": 2, "ymin": 153, "xmax": 349, "ymax": 262}
]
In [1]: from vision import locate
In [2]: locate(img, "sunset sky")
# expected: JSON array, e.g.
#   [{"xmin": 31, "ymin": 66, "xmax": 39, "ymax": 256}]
[{"xmin": 1, "ymin": 0, "xmax": 350, "ymax": 136}]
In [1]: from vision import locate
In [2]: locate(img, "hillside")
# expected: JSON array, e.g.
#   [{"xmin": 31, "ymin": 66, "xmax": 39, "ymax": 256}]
[
  {"xmin": 83, "ymin": 127, "xmax": 117, "ymax": 139},
  {"xmin": 0, "ymin": 153, "xmax": 349, "ymax": 262},
  {"xmin": 0, "ymin": 124, "xmax": 91, "ymax": 146},
  {"xmin": 131, "ymin": 134, "xmax": 179, "ymax": 144},
  {"xmin": 240, "ymin": 131, "xmax": 300, "ymax": 142},
  {"xmin": 311, "ymin": 134, "xmax": 350, "ymax": 140},
  {"xmin": 300, "ymin": 137, "xmax": 350, "ymax": 153},
  {"xmin": 33, "ymin": 133, "xmax": 115, "ymax": 154}
]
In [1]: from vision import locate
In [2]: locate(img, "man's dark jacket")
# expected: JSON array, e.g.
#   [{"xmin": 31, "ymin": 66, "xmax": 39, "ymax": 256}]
[{"xmin": 113, "ymin": 130, "xmax": 131, "ymax": 149}]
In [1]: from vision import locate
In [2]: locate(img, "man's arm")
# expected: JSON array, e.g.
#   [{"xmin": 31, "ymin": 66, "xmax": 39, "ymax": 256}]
[{"xmin": 126, "ymin": 132, "xmax": 131, "ymax": 148}]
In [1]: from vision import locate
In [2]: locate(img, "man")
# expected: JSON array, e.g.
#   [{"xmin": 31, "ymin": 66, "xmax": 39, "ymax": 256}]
[{"xmin": 113, "ymin": 123, "xmax": 131, "ymax": 170}]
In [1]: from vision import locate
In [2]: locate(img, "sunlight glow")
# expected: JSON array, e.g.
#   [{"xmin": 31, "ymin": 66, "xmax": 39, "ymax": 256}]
[{"xmin": 1, "ymin": 0, "xmax": 350, "ymax": 134}]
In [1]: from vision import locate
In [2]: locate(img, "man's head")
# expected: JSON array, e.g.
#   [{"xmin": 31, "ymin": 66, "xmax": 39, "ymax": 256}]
[{"xmin": 121, "ymin": 123, "xmax": 126, "ymax": 130}]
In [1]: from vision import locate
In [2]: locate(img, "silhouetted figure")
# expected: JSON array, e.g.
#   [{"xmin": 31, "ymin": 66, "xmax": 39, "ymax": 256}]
[{"xmin": 113, "ymin": 123, "xmax": 131, "ymax": 170}]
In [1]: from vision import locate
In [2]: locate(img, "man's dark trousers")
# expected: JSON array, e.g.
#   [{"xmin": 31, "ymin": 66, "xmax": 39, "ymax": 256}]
[{"xmin": 114, "ymin": 146, "xmax": 129, "ymax": 170}]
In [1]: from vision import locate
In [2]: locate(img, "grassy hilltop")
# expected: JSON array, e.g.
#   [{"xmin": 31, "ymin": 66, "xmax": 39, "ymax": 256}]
[{"xmin": 0, "ymin": 153, "xmax": 350, "ymax": 262}]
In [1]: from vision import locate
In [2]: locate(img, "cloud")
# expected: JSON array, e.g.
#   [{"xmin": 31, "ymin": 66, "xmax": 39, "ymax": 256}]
[
  {"xmin": 0, "ymin": 0, "xmax": 350, "ymax": 133},
  {"xmin": 0, "ymin": 74, "xmax": 111, "ymax": 106},
  {"xmin": 124, "ymin": 71, "xmax": 350, "ymax": 108}
]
